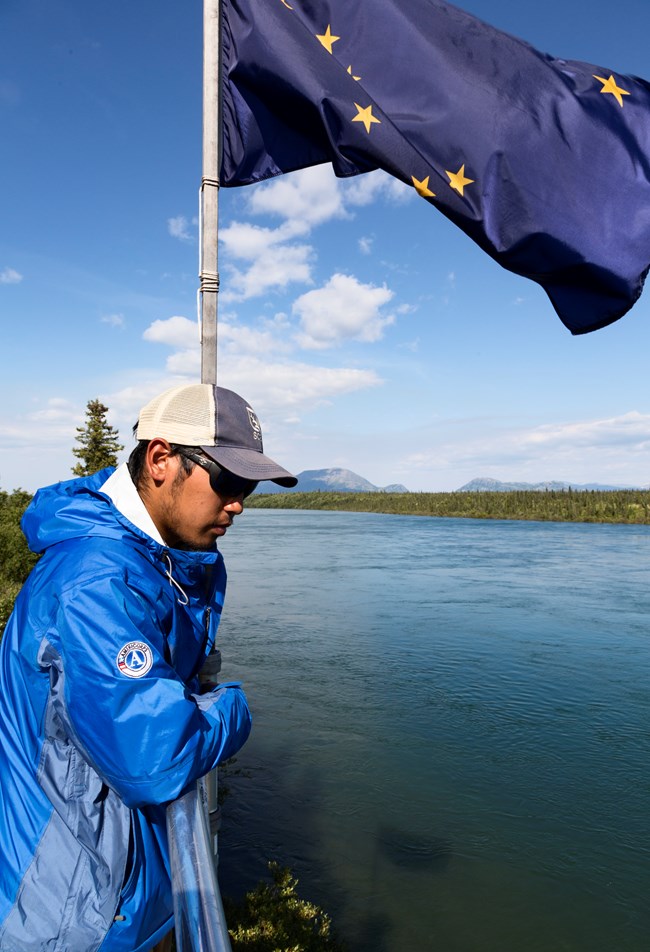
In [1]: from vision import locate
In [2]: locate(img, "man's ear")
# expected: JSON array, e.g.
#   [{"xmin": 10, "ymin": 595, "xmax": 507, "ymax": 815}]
[{"xmin": 146, "ymin": 439, "xmax": 174, "ymax": 487}]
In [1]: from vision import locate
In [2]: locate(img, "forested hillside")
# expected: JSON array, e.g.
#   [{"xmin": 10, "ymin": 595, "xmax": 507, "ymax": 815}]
[{"xmin": 248, "ymin": 489, "xmax": 650, "ymax": 523}]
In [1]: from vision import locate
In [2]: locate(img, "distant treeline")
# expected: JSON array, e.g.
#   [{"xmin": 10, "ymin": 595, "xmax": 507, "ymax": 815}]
[{"xmin": 248, "ymin": 489, "xmax": 650, "ymax": 524}]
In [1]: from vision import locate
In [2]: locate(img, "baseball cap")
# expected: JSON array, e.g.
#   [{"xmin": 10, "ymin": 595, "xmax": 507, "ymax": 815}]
[{"xmin": 136, "ymin": 384, "xmax": 298, "ymax": 487}]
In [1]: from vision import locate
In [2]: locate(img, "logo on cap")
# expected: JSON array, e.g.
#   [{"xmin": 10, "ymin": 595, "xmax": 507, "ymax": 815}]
[
  {"xmin": 246, "ymin": 407, "xmax": 262, "ymax": 442},
  {"xmin": 117, "ymin": 641, "xmax": 153, "ymax": 678}
]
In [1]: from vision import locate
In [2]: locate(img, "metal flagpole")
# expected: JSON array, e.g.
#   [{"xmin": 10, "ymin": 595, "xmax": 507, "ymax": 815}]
[
  {"xmin": 198, "ymin": 0, "xmax": 226, "ymax": 883},
  {"xmin": 199, "ymin": 0, "xmax": 220, "ymax": 385},
  {"xmin": 166, "ymin": 2, "xmax": 232, "ymax": 949}
]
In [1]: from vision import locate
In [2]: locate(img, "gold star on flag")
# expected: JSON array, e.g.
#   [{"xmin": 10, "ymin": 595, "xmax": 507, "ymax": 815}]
[
  {"xmin": 593, "ymin": 74, "xmax": 630, "ymax": 107},
  {"xmin": 352, "ymin": 103, "xmax": 381, "ymax": 133},
  {"xmin": 411, "ymin": 175, "xmax": 436, "ymax": 198},
  {"xmin": 446, "ymin": 164, "xmax": 474, "ymax": 196},
  {"xmin": 347, "ymin": 65, "xmax": 361, "ymax": 81},
  {"xmin": 316, "ymin": 25, "xmax": 340, "ymax": 54}
]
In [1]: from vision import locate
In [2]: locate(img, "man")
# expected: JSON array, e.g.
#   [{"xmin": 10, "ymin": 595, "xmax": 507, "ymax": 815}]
[{"xmin": 0, "ymin": 383, "xmax": 297, "ymax": 951}]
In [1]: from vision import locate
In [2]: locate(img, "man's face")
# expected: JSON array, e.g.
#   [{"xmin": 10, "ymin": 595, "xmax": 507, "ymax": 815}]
[{"xmin": 156, "ymin": 455, "xmax": 245, "ymax": 551}]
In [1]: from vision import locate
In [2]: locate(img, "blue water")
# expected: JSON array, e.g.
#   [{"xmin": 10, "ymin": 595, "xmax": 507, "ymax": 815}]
[{"xmin": 216, "ymin": 510, "xmax": 650, "ymax": 951}]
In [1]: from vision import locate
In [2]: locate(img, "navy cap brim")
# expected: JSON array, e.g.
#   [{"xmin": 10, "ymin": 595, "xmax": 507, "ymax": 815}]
[{"xmin": 201, "ymin": 445, "xmax": 298, "ymax": 487}]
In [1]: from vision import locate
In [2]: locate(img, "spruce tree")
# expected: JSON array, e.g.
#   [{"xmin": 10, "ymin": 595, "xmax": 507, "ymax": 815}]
[{"xmin": 72, "ymin": 399, "xmax": 123, "ymax": 476}]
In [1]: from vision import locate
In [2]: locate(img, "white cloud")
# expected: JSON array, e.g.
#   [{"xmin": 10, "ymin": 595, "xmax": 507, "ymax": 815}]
[
  {"xmin": 220, "ymin": 221, "xmax": 293, "ymax": 260},
  {"xmin": 521, "ymin": 413, "xmax": 650, "ymax": 450},
  {"xmin": 218, "ymin": 356, "xmax": 382, "ymax": 413},
  {"xmin": 265, "ymin": 311, "xmax": 291, "ymax": 331},
  {"xmin": 293, "ymin": 273, "xmax": 395, "ymax": 349},
  {"xmin": 130, "ymin": 312, "xmax": 383, "ymax": 423},
  {"xmin": 167, "ymin": 215, "xmax": 192, "ymax": 241},
  {"xmin": 219, "ymin": 322, "xmax": 291, "ymax": 357},
  {"xmin": 218, "ymin": 170, "xmax": 338, "ymax": 304},
  {"xmin": 399, "ymin": 412, "xmax": 650, "ymax": 489},
  {"xmin": 219, "ymin": 168, "xmax": 415, "ymax": 304},
  {"xmin": 342, "ymin": 169, "xmax": 413, "ymax": 207},
  {"xmin": 219, "ymin": 219, "xmax": 316, "ymax": 301},
  {"xmin": 101, "ymin": 313, "xmax": 125, "ymax": 328},
  {"xmin": 222, "ymin": 243, "xmax": 315, "ymax": 301},
  {"xmin": 143, "ymin": 315, "xmax": 198, "ymax": 348},
  {"xmin": 1, "ymin": 387, "xmax": 127, "ymax": 438},
  {"xmin": 0, "ymin": 398, "xmax": 90, "ymax": 486},
  {"xmin": 147, "ymin": 313, "xmax": 286, "ymax": 359},
  {"xmin": 246, "ymin": 165, "xmax": 349, "ymax": 231},
  {"xmin": 28, "ymin": 398, "xmax": 79, "ymax": 423},
  {"xmin": 243, "ymin": 167, "xmax": 411, "ymax": 235},
  {"xmin": 165, "ymin": 349, "xmax": 201, "ymax": 376},
  {"xmin": 0, "ymin": 267, "xmax": 23, "ymax": 284},
  {"xmin": 399, "ymin": 338, "xmax": 420, "ymax": 352},
  {"xmin": 101, "ymin": 358, "xmax": 380, "ymax": 433},
  {"xmin": 143, "ymin": 316, "xmax": 200, "ymax": 376}
]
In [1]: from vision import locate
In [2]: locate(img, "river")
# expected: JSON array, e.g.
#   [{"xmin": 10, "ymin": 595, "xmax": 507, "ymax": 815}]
[{"xmin": 216, "ymin": 509, "xmax": 650, "ymax": 951}]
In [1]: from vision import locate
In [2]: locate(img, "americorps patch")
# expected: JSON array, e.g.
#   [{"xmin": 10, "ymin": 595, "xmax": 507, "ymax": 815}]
[{"xmin": 116, "ymin": 641, "xmax": 153, "ymax": 678}]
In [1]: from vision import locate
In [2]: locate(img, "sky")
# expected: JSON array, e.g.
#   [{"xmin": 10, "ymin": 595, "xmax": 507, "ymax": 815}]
[{"xmin": 1, "ymin": 0, "xmax": 650, "ymax": 493}]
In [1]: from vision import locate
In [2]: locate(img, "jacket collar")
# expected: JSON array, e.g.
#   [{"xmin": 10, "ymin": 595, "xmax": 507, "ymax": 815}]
[{"xmin": 100, "ymin": 463, "xmax": 165, "ymax": 544}]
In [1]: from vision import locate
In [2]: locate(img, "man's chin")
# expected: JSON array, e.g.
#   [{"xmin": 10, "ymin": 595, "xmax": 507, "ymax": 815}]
[{"xmin": 171, "ymin": 536, "xmax": 219, "ymax": 552}]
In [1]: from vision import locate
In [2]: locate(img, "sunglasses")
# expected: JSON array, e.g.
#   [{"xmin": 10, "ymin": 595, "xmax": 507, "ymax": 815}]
[{"xmin": 179, "ymin": 449, "xmax": 258, "ymax": 499}]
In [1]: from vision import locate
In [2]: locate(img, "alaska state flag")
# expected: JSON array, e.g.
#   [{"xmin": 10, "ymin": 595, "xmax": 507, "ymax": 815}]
[{"xmin": 219, "ymin": 0, "xmax": 650, "ymax": 335}]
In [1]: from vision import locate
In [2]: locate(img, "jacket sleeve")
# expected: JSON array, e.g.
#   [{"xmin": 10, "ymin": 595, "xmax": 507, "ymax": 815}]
[{"xmin": 44, "ymin": 572, "xmax": 252, "ymax": 808}]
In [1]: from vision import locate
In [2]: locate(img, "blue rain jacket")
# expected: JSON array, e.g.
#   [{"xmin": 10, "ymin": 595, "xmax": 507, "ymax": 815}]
[{"xmin": 0, "ymin": 469, "xmax": 252, "ymax": 951}]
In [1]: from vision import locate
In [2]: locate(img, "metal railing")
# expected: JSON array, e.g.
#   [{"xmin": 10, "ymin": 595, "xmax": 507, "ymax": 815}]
[
  {"xmin": 167, "ymin": 642, "xmax": 232, "ymax": 951},
  {"xmin": 167, "ymin": 778, "xmax": 232, "ymax": 952}
]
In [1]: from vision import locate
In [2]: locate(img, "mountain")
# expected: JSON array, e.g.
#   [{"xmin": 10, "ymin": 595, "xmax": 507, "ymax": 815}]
[
  {"xmin": 257, "ymin": 472, "xmax": 643, "ymax": 495},
  {"xmin": 256, "ymin": 468, "xmax": 409, "ymax": 494},
  {"xmin": 457, "ymin": 477, "xmax": 644, "ymax": 492}
]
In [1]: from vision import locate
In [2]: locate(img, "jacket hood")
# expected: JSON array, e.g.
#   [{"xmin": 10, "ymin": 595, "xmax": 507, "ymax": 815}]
[
  {"xmin": 21, "ymin": 470, "xmax": 220, "ymax": 572},
  {"xmin": 22, "ymin": 469, "xmax": 127, "ymax": 555}
]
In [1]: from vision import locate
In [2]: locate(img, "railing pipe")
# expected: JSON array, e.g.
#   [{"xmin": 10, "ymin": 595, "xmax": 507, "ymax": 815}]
[{"xmin": 166, "ymin": 780, "xmax": 232, "ymax": 952}]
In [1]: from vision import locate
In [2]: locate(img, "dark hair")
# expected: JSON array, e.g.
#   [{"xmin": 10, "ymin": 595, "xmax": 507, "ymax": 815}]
[{"xmin": 127, "ymin": 429, "xmax": 197, "ymax": 490}]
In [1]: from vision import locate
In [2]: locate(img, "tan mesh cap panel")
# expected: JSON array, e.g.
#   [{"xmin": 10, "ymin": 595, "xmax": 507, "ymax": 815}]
[{"xmin": 136, "ymin": 384, "xmax": 216, "ymax": 444}]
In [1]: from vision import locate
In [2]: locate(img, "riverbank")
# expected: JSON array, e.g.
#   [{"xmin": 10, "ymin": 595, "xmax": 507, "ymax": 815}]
[{"xmin": 247, "ymin": 489, "xmax": 650, "ymax": 524}]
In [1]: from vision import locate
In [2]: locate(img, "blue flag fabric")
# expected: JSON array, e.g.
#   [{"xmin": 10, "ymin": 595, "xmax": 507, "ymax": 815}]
[{"xmin": 220, "ymin": 0, "xmax": 650, "ymax": 334}]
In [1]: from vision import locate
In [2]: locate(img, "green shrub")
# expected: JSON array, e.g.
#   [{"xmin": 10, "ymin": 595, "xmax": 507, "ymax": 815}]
[
  {"xmin": 225, "ymin": 863, "xmax": 346, "ymax": 951},
  {"xmin": 0, "ymin": 489, "xmax": 37, "ymax": 640},
  {"xmin": 0, "ymin": 579, "xmax": 22, "ymax": 639}
]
